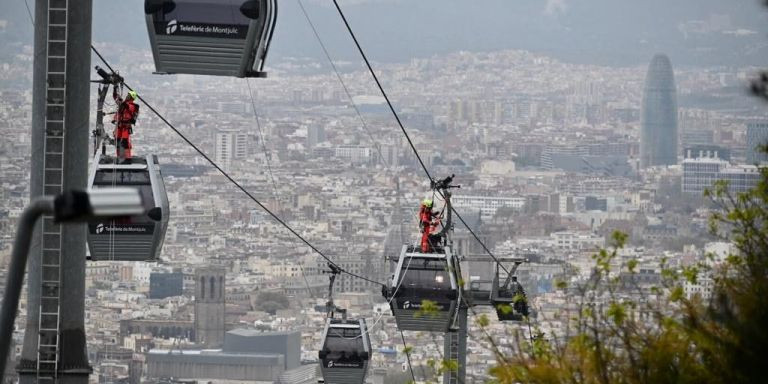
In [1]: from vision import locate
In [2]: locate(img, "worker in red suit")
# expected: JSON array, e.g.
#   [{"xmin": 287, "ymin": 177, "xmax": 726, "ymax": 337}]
[
  {"xmin": 419, "ymin": 199, "xmax": 439, "ymax": 252},
  {"xmin": 113, "ymin": 89, "xmax": 139, "ymax": 163}
]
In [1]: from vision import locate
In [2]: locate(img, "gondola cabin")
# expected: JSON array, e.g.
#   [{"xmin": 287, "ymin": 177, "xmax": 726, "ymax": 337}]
[
  {"xmin": 386, "ymin": 245, "xmax": 461, "ymax": 332},
  {"xmin": 86, "ymin": 155, "xmax": 169, "ymax": 261},
  {"xmin": 318, "ymin": 319, "xmax": 371, "ymax": 384},
  {"xmin": 144, "ymin": 0, "xmax": 277, "ymax": 77},
  {"xmin": 490, "ymin": 263, "xmax": 529, "ymax": 321}
]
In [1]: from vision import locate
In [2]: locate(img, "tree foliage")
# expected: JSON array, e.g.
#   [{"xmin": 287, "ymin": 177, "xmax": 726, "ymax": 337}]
[
  {"xmin": 253, "ymin": 291, "xmax": 290, "ymax": 314},
  {"xmin": 490, "ymin": 161, "xmax": 768, "ymax": 383}
]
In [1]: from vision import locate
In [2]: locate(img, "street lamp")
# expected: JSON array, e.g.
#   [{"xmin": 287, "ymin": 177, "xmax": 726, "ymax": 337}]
[{"xmin": 0, "ymin": 188, "xmax": 144, "ymax": 378}]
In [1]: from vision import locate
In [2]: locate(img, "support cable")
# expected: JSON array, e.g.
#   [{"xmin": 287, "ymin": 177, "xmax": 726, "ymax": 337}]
[
  {"xmin": 330, "ymin": 0, "xmax": 429, "ymax": 176},
  {"xmin": 246, "ymin": 79, "xmax": 280, "ymax": 199},
  {"xmin": 246, "ymin": 78, "xmax": 317, "ymax": 299},
  {"xmin": 296, "ymin": 0, "xmax": 387, "ymax": 166},
  {"xmin": 295, "ymin": 7, "xmax": 418, "ymax": 379},
  {"xmin": 329, "ymin": 0, "xmax": 537, "ymax": 363},
  {"xmin": 90, "ymin": 45, "xmax": 384, "ymax": 288},
  {"xmin": 329, "ymin": 0, "xmax": 512, "ymax": 276}
]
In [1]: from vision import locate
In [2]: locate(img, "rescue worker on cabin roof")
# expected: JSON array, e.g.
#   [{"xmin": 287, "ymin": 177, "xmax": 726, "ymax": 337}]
[
  {"xmin": 113, "ymin": 88, "xmax": 140, "ymax": 163},
  {"xmin": 419, "ymin": 198, "xmax": 440, "ymax": 253}
]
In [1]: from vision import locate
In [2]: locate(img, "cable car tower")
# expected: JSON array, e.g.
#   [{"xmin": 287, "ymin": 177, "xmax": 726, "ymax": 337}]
[
  {"xmin": 318, "ymin": 264, "xmax": 372, "ymax": 384},
  {"xmin": 384, "ymin": 176, "xmax": 530, "ymax": 384}
]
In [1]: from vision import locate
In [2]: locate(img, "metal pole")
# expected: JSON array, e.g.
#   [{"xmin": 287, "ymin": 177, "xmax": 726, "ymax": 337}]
[
  {"xmin": 21, "ymin": 0, "xmax": 92, "ymax": 381},
  {"xmin": 0, "ymin": 197, "xmax": 55, "ymax": 378},
  {"xmin": 443, "ymin": 306, "xmax": 467, "ymax": 384}
]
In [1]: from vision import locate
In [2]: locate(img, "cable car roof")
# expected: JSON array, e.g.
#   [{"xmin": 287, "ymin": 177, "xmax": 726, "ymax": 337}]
[
  {"xmin": 144, "ymin": 0, "xmax": 277, "ymax": 77},
  {"xmin": 94, "ymin": 163, "xmax": 149, "ymax": 171},
  {"xmin": 327, "ymin": 323, "xmax": 362, "ymax": 329}
]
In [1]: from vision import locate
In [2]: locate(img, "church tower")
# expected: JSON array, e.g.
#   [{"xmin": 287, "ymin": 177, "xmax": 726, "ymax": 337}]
[{"xmin": 194, "ymin": 266, "xmax": 226, "ymax": 348}]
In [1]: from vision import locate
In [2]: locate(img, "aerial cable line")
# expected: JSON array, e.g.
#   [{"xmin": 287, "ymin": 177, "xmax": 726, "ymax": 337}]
[
  {"xmin": 246, "ymin": 78, "xmax": 317, "ymax": 299},
  {"xmin": 329, "ymin": 0, "xmax": 512, "ymax": 275},
  {"xmin": 90, "ymin": 45, "xmax": 384, "ymax": 288},
  {"xmin": 325, "ymin": 1, "xmax": 516, "ymax": 372},
  {"xmin": 329, "ymin": 0, "xmax": 430, "ymax": 176},
  {"xmin": 246, "ymin": 79, "xmax": 280, "ymax": 200},
  {"xmin": 22, "ymin": 0, "xmax": 34, "ymax": 25},
  {"xmin": 296, "ymin": 0, "xmax": 387, "ymax": 167},
  {"xmin": 295, "ymin": 7, "xmax": 419, "ymax": 377}
]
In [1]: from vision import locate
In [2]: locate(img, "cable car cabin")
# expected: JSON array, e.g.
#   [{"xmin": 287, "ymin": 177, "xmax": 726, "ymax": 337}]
[
  {"xmin": 386, "ymin": 245, "xmax": 461, "ymax": 332},
  {"xmin": 144, "ymin": 0, "xmax": 276, "ymax": 78},
  {"xmin": 491, "ymin": 264, "xmax": 529, "ymax": 322},
  {"xmin": 318, "ymin": 319, "xmax": 371, "ymax": 384},
  {"xmin": 86, "ymin": 155, "xmax": 169, "ymax": 261}
]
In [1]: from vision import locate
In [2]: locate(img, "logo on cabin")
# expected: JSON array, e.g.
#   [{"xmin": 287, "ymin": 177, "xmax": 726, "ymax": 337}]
[
  {"xmin": 90, "ymin": 223, "xmax": 152, "ymax": 235},
  {"xmin": 327, "ymin": 361, "xmax": 334, "ymax": 368},
  {"xmin": 166, "ymin": 20, "xmax": 178, "ymax": 34},
  {"xmin": 403, "ymin": 301, "xmax": 411, "ymax": 309}
]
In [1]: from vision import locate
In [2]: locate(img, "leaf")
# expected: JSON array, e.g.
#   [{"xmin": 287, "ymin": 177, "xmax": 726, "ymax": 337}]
[
  {"xmin": 627, "ymin": 258, "xmax": 638, "ymax": 273},
  {"xmin": 607, "ymin": 302, "xmax": 626, "ymax": 325},
  {"xmin": 669, "ymin": 286, "xmax": 684, "ymax": 302},
  {"xmin": 682, "ymin": 266, "xmax": 699, "ymax": 284},
  {"xmin": 477, "ymin": 313, "xmax": 491, "ymax": 327}
]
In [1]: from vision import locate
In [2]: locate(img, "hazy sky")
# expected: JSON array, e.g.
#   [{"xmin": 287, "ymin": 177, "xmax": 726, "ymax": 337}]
[{"xmin": 1, "ymin": 0, "xmax": 767, "ymax": 66}]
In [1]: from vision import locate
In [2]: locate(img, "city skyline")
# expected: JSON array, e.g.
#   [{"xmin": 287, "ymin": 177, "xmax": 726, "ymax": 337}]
[{"xmin": 1, "ymin": 1, "xmax": 768, "ymax": 383}]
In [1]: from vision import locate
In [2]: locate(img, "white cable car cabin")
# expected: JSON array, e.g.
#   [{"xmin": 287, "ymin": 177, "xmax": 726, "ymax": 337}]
[
  {"xmin": 385, "ymin": 245, "xmax": 462, "ymax": 333},
  {"xmin": 144, "ymin": 0, "xmax": 277, "ymax": 77},
  {"xmin": 318, "ymin": 319, "xmax": 371, "ymax": 384},
  {"xmin": 86, "ymin": 155, "xmax": 169, "ymax": 261}
]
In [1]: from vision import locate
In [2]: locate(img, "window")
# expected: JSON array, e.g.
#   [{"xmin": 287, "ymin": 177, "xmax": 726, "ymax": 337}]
[
  {"xmin": 400, "ymin": 258, "xmax": 450, "ymax": 290},
  {"xmin": 151, "ymin": 0, "xmax": 253, "ymax": 25},
  {"xmin": 324, "ymin": 327, "xmax": 364, "ymax": 362}
]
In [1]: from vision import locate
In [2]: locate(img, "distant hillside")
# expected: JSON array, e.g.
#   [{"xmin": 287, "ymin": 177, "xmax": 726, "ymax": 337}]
[{"xmin": 2, "ymin": 0, "xmax": 767, "ymax": 67}]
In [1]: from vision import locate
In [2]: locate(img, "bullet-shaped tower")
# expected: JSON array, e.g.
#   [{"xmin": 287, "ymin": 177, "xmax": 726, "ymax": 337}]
[{"xmin": 640, "ymin": 54, "xmax": 678, "ymax": 168}]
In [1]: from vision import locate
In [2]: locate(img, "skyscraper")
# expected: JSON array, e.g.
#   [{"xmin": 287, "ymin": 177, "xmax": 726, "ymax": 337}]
[
  {"xmin": 640, "ymin": 54, "xmax": 678, "ymax": 168},
  {"xmin": 306, "ymin": 124, "xmax": 325, "ymax": 149},
  {"xmin": 746, "ymin": 122, "xmax": 768, "ymax": 164},
  {"xmin": 215, "ymin": 128, "xmax": 248, "ymax": 172}
]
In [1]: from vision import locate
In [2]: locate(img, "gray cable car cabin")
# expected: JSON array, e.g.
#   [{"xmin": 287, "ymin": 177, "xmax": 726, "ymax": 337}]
[
  {"xmin": 491, "ymin": 263, "xmax": 529, "ymax": 321},
  {"xmin": 385, "ymin": 245, "xmax": 462, "ymax": 332},
  {"xmin": 86, "ymin": 155, "xmax": 169, "ymax": 261},
  {"xmin": 318, "ymin": 319, "xmax": 371, "ymax": 384},
  {"xmin": 144, "ymin": 0, "xmax": 277, "ymax": 77}
]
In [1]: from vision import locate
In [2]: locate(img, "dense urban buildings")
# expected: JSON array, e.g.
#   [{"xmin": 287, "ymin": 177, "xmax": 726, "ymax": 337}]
[
  {"xmin": 1, "ymin": 14, "xmax": 767, "ymax": 382},
  {"xmin": 640, "ymin": 54, "xmax": 679, "ymax": 168}
]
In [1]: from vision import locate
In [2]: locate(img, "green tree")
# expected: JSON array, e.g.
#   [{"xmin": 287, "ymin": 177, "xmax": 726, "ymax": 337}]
[
  {"xmin": 490, "ymin": 159, "xmax": 768, "ymax": 383},
  {"xmin": 253, "ymin": 291, "xmax": 290, "ymax": 314}
]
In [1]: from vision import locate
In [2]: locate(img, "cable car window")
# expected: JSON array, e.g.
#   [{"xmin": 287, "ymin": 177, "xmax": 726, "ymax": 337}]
[
  {"xmin": 325, "ymin": 328, "xmax": 364, "ymax": 361},
  {"xmin": 400, "ymin": 258, "xmax": 449, "ymax": 289},
  {"xmin": 92, "ymin": 172, "xmax": 155, "ymax": 224},
  {"xmin": 148, "ymin": 0, "xmax": 255, "ymax": 39},
  {"xmin": 93, "ymin": 170, "xmax": 150, "ymax": 186}
]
